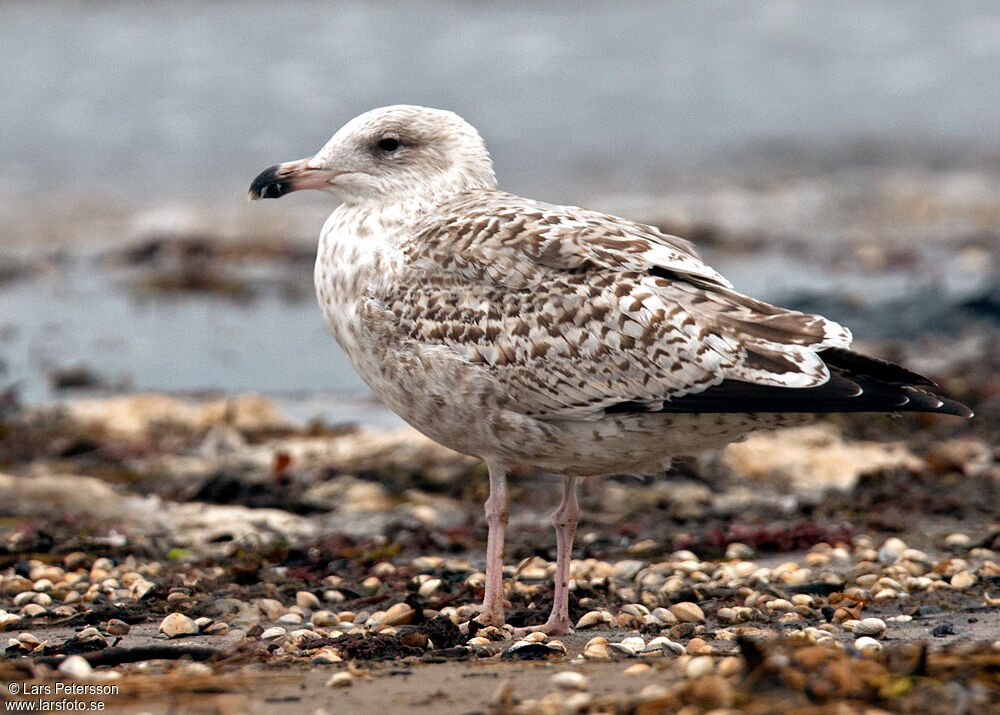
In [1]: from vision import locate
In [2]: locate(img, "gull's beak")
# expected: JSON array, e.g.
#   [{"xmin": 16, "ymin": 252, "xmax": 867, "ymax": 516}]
[{"xmin": 248, "ymin": 157, "xmax": 339, "ymax": 200}]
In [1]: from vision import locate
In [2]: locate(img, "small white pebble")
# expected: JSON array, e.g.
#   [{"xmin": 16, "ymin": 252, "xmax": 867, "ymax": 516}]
[
  {"xmin": 854, "ymin": 636, "xmax": 882, "ymax": 654},
  {"xmin": 669, "ymin": 602, "xmax": 705, "ymax": 623},
  {"xmin": 326, "ymin": 671, "xmax": 353, "ymax": 688},
  {"xmin": 260, "ymin": 626, "xmax": 287, "ymax": 640},
  {"xmin": 551, "ymin": 670, "xmax": 589, "ymax": 691},
  {"xmin": 951, "ymin": 571, "xmax": 977, "ymax": 589},
  {"xmin": 158, "ymin": 613, "xmax": 197, "ymax": 638},
  {"xmin": 944, "ymin": 533, "xmax": 971, "ymax": 550},
  {"xmin": 58, "ymin": 655, "xmax": 93, "ymax": 679},
  {"xmin": 296, "ymin": 591, "xmax": 321, "ymax": 609},
  {"xmin": 853, "ymin": 618, "xmax": 887, "ymax": 638},
  {"xmin": 418, "ymin": 578, "xmax": 442, "ymax": 598},
  {"xmin": 684, "ymin": 655, "xmax": 715, "ymax": 678}
]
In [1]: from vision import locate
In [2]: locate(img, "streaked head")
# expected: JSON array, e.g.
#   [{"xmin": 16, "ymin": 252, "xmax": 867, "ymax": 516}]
[{"xmin": 249, "ymin": 105, "xmax": 497, "ymax": 205}]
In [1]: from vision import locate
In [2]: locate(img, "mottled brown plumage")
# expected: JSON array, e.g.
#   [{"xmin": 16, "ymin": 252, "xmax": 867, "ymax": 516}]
[{"xmin": 250, "ymin": 105, "xmax": 971, "ymax": 636}]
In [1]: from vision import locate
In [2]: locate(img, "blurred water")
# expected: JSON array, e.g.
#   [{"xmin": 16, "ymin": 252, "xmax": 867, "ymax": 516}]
[
  {"xmin": 2, "ymin": 1, "xmax": 999, "ymax": 421},
  {"xmin": 2, "ymin": 0, "xmax": 1000, "ymax": 212}
]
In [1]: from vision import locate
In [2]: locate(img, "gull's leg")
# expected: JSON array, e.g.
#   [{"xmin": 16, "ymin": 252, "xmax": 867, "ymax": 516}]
[
  {"xmin": 514, "ymin": 475, "xmax": 579, "ymax": 636},
  {"xmin": 477, "ymin": 461, "xmax": 510, "ymax": 628}
]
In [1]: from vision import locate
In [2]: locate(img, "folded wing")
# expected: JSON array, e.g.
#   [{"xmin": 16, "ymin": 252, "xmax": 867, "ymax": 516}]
[{"xmin": 380, "ymin": 190, "xmax": 969, "ymax": 420}]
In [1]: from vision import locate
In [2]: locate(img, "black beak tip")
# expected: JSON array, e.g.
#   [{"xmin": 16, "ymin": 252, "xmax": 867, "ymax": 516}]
[{"xmin": 248, "ymin": 165, "xmax": 288, "ymax": 200}]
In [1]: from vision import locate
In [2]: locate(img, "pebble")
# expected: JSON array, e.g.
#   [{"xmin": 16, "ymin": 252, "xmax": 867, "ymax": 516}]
[
  {"xmin": 551, "ymin": 671, "xmax": 589, "ymax": 691},
  {"xmin": 260, "ymin": 626, "xmax": 287, "ymax": 640},
  {"xmin": 582, "ymin": 636, "xmax": 611, "ymax": 660},
  {"xmin": 105, "ymin": 619, "xmax": 131, "ymax": 636},
  {"xmin": 326, "ymin": 672, "xmax": 353, "ymax": 688},
  {"xmin": 418, "ymin": 578, "xmax": 442, "ymax": 597},
  {"xmin": 204, "ymin": 622, "xmax": 230, "ymax": 635},
  {"xmin": 296, "ymin": 591, "xmax": 321, "ymax": 609},
  {"xmin": 159, "ymin": 613, "xmax": 198, "ymax": 638},
  {"xmin": 684, "ymin": 655, "xmax": 715, "ymax": 678},
  {"xmin": 256, "ymin": 598, "xmax": 286, "ymax": 621},
  {"xmin": 944, "ymin": 533, "xmax": 972, "ymax": 550},
  {"xmin": 951, "ymin": 571, "xmax": 977, "ymax": 589},
  {"xmin": 546, "ymin": 640, "xmax": 567, "ymax": 655},
  {"xmin": 624, "ymin": 663, "xmax": 652, "ymax": 675},
  {"xmin": 620, "ymin": 636, "xmax": 646, "ymax": 651},
  {"xmin": 717, "ymin": 656, "xmax": 743, "ymax": 677},
  {"xmin": 576, "ymin": 610, "xmax": 611, "ymax": 629},
  {"xmin": 854, "ymin": 636, "xmax": 883, "ymax": 654},
  {"xmin": 58, "ymin": 655, "xmax": 93, "ymax": 679},
  {"xmin": 725, "ymin": 542, "xmax": 755, "ymax": 560},
  {"xmin": 853, "ymin": 618, "xmax": 887, "ymax": 638},
  {"xmin": 375, "ymin": 603, "xmax": 410, "ymax": 627},
  {"xmin": 645, "ymin": 636, "xmax": 685, "ymax": 655},
  {"xmin": 312, "ymin": 647, "xmax": 343, "ymax": 664},
  {"xmin": 878, "ymin": 537, "xmax": 907, "ymax": 564},
  {"xmin": 312, "ymin": 610, "xmax": 341, "ymax": 627},
  {"xmin": 669, "ymin": 602, "xmax": 705, "ymax": 623},
  {"xmin": 648, "ymin": 607, "xmax": 678, "ymax": 625}
]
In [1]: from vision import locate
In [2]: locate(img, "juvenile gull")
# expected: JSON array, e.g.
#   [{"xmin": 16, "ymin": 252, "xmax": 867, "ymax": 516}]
[{"xmin": 250, "ymin": 105, "xmax": 972, "ymax": 635}]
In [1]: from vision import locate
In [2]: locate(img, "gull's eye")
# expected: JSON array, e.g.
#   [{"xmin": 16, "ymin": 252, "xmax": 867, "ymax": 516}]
[{"xmin": 377, "ymin": 137, "xmax": 401, "ymax": 152}]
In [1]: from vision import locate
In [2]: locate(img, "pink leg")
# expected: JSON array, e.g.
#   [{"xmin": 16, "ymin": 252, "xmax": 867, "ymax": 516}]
[
  {"xmin": 478, "ymin": 462, "xmax": 510, "ymax": 628},
  {"xmin": 515, "ymin": 476, "xmax": 579, "ymax": 636}
]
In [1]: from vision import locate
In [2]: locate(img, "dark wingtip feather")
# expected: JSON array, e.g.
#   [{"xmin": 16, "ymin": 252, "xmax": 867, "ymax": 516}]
[
  {"xmin": 608, "ymin": 349, "xmax": 973, "ymax": 417},
  {"xmin": 820, "ymin": 348, "xmax": 937, "ymax": 386}
]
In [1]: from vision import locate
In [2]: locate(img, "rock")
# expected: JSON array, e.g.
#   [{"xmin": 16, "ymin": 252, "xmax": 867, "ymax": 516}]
[
  {"xmin": 853, "ymin": 618, "xmax": 887, "ymax": 638},
  {"xmin": 326, "ymin": 672, "xmax": 353, "ymax": 688},
  {"xmin": 260, "ymin": 626, "xmax": 287, "ymax": 640},
  {"xmin": 0, "ymin": 473, "xmax": 160, "ymax": 524},
  {"xmin": 649, "ymin": 607, "xmax": 679, "ymax": 626},
  {"xmin": 645, "ymin": 636, "xmax": 685, "ymax": 656},
  {"xmin": 159, "ymin": 613, "xmax": 198, "ymax": 638},
  {"xmin": 951, "ymin": 571, "xmax": 977, "ymax": 589},
  {"xmin": 624, "ymin": 663, "xmax": 652, "ymax": 675},
  {"xmin": 582, "ymin": 637, "xmax": 611, "ymax": 660},
  {"xmin": 2, "ymin": 576, "xmax": 35, "ymax": 596},
  {"xmin": 167, "ymin": 503, "xmax": 318, "ymax": 555},
  {"xmin": 684, "ymin": 655, "xmax": 715, "ymax": 678},
  {"xmin": 105, "ymin": 619, "xmax": 131, "ymax": 636},
  {"xmin": 551, "ymin": 671, "xmax": 589, "ymax": 691},
  {"xmin": 63, "ymin": 393, "xmax": 291, "ymax": 438},
  {"xmin": 204, "ymin": 622, "xmax": 229, "ymax": 635},
  {"xmin": 669, "ymin": 602, "xmax": 705, "ymax": 623},
  {"xmin": 725, "ymin": 542, "xmax": 755, "ymax": 560},
  {"xmin": 58, "ymin": 655, "xmax": 93, "ymax": 679},
  {"xmin": 382, "ymin": 602, "xmax": 416, "ymax": 626},
  {"xmin": 576, "ymin": 610, "xmax": 610, "ymax": 629},
  {"xmin": 312, "ymin": 610, "xmax": 340, "ymax": 627},
  {"xmin": 724, "ymin": 424, "xmax": 923, "ymax": 494},
  {"xmin": 303, "ymin": 477, "xmax": 393, "ymax": 512},
  {"xmin": 418, "ymin": 578, "xmax": 442, "ymax": 598},
  {"xmin": 879, "ymin": 537, "xmax": 908, "ymax": 564},
  {"xmin": 944, "ymin": 533, "xmax": 972, "ymax": 550},
  {"xmin": 854, "ymin": 636, "xmax": 883, "ymax": 654},
  {"xmin": 296, "ymin": 591, "xmax": 320, "ymax": 609}
]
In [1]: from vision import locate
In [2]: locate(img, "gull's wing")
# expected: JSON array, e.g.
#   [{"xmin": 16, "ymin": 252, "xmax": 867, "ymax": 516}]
[{"xmin": 372, "ymin": 191, "xmax": 970, "ymax": 420}]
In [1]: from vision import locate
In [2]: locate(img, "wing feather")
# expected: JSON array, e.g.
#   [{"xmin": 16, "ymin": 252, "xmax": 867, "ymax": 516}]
[{"xmin": 379, "ymin": 190, "xmax": 853, "ymax": 419}]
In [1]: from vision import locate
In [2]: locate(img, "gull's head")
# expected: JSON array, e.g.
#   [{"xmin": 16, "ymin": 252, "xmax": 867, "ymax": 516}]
[{"xmin": 249, "ymin": 105, "xmax": 497, "ymax": 205}]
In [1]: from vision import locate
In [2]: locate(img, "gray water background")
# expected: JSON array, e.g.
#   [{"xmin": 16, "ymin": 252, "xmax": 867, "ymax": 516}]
[{"xmin": 1, "ymin": 1, "xmax": 999, "ymax": 423}]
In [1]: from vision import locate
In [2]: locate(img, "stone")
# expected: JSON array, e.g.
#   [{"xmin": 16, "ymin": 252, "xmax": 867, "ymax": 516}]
[{"xmin": 159, "ymin": 613, "xmax": 198, "ymax": 638}]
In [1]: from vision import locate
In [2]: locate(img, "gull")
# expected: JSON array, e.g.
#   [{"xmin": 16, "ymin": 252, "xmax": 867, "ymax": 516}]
[{"xmin": 249, "ymin": 105, "xmax": 972, "ymax": 635}]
